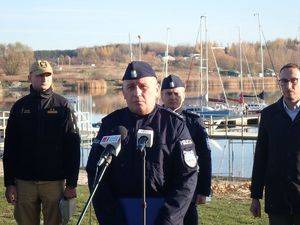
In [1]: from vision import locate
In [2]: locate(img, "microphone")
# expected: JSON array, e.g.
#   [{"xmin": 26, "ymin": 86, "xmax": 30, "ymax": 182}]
[
  {"xmin": 137, "ymin": 126, "xmax": 154, "ymax": 152},
  {"xmin": 97, "ymin": 126, "xmax": 128, "ymax": 166}
]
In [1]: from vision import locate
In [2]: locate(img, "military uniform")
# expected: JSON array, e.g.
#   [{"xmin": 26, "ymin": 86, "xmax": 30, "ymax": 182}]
[
  {"xmin": 4, "ymin": 86, "xmax": 80, "ymax": 187},
  {"xmin": 3, "ymin": 60, "xmax": 80, "ymax": 225},
  {"xmin": 86, "ymin": 105, "xmax": 198, "ymax": 225}
]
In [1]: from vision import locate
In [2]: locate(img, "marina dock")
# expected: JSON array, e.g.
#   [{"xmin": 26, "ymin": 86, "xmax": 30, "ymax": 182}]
[
  {"xmin": 204, "ymin": 115, "xmax": 260, "ymax": 140},
  {"xmin": 0, "ymin": 109, "xmax": 260, "ymax": 162}
]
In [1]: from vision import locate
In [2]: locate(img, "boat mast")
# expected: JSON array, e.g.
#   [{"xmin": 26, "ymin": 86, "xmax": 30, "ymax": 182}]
[
  {"xmin": 239, "ymin": 27, "xmax": 243, "ymax": 106},
  {"xmin": 205, "ymin": 16, "xmax": 209, "ymax": 106},
  {"xmin": 138, "ymin": 35, "xmax": 142, "ymax": 61},
  {"xmin": 199, "ymin": 17, "xmax": 203, "ymax": 97},
  {"xmin": 199, "ymin": 16, "xmax": 208, "ymax": 106},
  {"xmin": 254, "ymin": 13, "xmax": 264, "ymax": 95},
  {"xmin": 129, "ymin": 32, "xmax": 133, "ymax": 62},
  {"xmin": 164, "ymin": 27, "xmax": 170, "ymax": 78}
]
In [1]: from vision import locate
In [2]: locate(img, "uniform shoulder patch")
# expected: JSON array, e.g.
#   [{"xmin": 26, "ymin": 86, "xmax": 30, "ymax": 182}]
[
  {"xmin": 162, "ymin": 107, "xmax": 184, "ymax": 120},
  {"xmin": 183, "ymin": 109, "xmax": 200, "ymax": 118},
  {"xmin": 179, "ymin": 138, "xmax": 197, "ymax": 168},
  {"xmin": 183, "ymin": 149, "xmax": 197, "ymax": 168},
  {"xmin": 102, "ymin": 108, "xmax": 126, "ymax": 123}
]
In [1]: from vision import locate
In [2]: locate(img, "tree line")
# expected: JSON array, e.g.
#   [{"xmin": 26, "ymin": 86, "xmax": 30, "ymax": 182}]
[{"xmin": 0, "ymin": 38, "xmax": 299, "ymax": 75}]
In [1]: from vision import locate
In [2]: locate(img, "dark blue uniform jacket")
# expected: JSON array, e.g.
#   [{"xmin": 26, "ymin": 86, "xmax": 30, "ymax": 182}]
[
  {"xmin": 86, "ymin": 105, "xmax": 198, "ymax": 225},
  {"xmin": 179, "ymin": 109, "xmax": 212, "ymax": 197}
]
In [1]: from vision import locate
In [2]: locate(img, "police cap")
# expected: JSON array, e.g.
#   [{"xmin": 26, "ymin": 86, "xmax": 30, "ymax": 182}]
[
  {"xmin": 161, "ymin": 74, "xmax": 185, "ymax": 90},
  {"xmin": 122, "ymin": 61, "xmax": 156, "ymax": 80}
]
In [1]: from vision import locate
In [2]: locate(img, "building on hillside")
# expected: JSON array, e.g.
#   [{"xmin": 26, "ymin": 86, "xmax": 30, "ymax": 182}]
[{"xmin": 219, "ymin": 69, "xmax": 240, "ymax": 77}]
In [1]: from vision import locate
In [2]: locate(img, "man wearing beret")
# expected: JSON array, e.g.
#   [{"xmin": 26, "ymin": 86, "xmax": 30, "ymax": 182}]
[
  {"xmin": 161, "ymin": 74, "xmax": 212, "ymax": 225},
  {"xmin": 86, "ymin": 61, "xmax": 198, "ymax": 225},
  {"xmin": 3, "ymin": 60, "xmax": 81, "ymax": 225}
]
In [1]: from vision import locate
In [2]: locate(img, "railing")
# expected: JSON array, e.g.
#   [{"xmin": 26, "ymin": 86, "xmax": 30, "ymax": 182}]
[{"xmin": 204, "ymin": 114, "xmax": 261, "ymax": 140}]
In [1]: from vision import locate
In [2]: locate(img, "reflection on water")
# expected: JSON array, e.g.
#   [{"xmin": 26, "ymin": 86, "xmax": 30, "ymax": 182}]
[{"xmin": 0, "ymin": 87, "xmax": 282, "ymax": 115}]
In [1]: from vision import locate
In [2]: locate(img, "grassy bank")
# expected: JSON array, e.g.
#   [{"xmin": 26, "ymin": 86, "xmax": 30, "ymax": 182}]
[
  {"xmin": 0, "ymin": 178, "xmax": 98, "ymax": 224},
  {"xmin": 0, "ymin": 178, "xmax": 268, "ymax": 224}
]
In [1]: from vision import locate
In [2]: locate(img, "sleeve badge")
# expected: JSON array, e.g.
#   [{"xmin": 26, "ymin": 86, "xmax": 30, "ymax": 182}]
[{"xmin": 183, "ymin": 150, "xmax": 197, "ymax": 168}]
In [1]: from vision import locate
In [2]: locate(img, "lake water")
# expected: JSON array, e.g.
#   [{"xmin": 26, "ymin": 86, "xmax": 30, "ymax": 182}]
[{"xmin": 210, "ymin": 139, "xmax": 256, "ymax": 178}]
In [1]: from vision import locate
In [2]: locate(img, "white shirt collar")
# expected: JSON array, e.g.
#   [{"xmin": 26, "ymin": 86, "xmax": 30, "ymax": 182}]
[
  {"xmin": 283, "ymin": 99, "xmax": 300, "ymax": 121},
  {"xmin": 283, "ymin": 98, "xmax": 300, "ymax": 111}
]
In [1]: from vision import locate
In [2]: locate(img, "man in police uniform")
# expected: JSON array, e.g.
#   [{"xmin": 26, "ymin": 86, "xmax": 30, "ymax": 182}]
[
  {"xmin": 3, "ymin": 60, "xmax": 80, "ymax": 225},
  {"xmin": 161, "ymin": 74, "xmax": 212, "ymax": 225},
  {"xmin": 86, "ymin": 61, "xmax": 198, "ymax": 225}
]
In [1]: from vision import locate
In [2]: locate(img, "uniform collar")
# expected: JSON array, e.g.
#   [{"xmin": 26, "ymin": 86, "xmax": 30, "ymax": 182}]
[
  {"xmin": 127, "ymin": 104, "xmax": 159, "ymax": 120},
  {"xmin": 175, "ymin": 107, "xmax": 184, "ymax": 115},
  {"xmin": 162, "ymin": 105, "xmax": 184, "ymax": 115},
  {"xmin": 30, "ymin": 85, "xmax": 53, "ymax": 99}
]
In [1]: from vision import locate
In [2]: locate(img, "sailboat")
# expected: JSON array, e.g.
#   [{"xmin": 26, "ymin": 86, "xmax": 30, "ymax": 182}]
[
  {"xmin": 184, "ymin": 16, "xmax": 242, "ymax": 118},
  {"xmin": 221, "ymin": 19, "xmax": 268, "ymax": 115},
  {"xmin": 242, "ymin": 13, "xmax": 268, "ymax": 113}
]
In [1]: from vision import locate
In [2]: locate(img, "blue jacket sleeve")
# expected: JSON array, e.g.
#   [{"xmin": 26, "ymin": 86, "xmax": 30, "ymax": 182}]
[{"xmin": 194, "ymin": 117, "xmax": 212, "ymax": 196}]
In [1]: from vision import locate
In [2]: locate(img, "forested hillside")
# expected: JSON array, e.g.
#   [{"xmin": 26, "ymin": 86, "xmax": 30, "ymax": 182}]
[{"xmin": 0, "ymin": 38, "xmax": 299, "ymax": 76}]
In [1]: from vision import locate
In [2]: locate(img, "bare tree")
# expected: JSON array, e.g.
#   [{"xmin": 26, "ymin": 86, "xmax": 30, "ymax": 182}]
[
  {"xmin": 0, "ymin": 42, "xmax": 34, "ymax": 75},
  {"xmin": 76, "ymin": 47, "xmax": 99, "ymax": 65}
]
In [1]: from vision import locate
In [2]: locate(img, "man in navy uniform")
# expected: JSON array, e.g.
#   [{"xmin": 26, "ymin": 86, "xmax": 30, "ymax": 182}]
[
  {"xmin": 86, "ymin": 61, "xmax": 198, "ymax": 225},
  {"xmin": 161, "ymin": 74, "xmax": 212, "ymax": 225}
]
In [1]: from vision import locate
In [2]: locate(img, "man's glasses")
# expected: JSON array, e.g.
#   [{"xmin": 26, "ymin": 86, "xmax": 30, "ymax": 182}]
[{"xmin": 278, "ymin": 77, "xmax": 300, "ymax": 86}]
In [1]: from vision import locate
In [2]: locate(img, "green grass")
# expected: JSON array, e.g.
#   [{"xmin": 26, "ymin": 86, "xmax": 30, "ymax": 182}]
[
  {"xmin": 0, "ymin": 177, "xmax": 97, "ymax": 225},
  {"xmin": 1, "ymin": 177, "xmax": 268, "ymax": 225},
  {"xmin": 199, "ymin": 197, "xmax": 268, "ymax": 225}
]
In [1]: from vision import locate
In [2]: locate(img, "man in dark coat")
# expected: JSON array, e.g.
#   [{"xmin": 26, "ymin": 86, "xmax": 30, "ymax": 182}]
[
  {"xmin": 161, "ymin": 74, "xmax": 212, "ymax": 225},
  {"xmin": 250, "ymin": 63, "xmax": 300, "ymax": 225},
  {"xmin": 86, "ymin": 61, "xmax": 198, "ymax": 225},
  {"xmin": 3, "ymin": 60, "xmax": 80, "ymax": 225}
]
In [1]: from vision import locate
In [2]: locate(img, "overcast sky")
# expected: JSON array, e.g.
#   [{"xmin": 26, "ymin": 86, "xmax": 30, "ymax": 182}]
[{"xmin": 1, "ymin": 0, "xmax": 300, "ymax": 50}]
